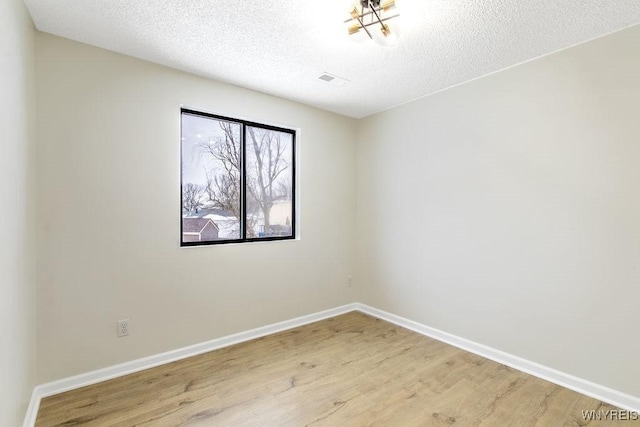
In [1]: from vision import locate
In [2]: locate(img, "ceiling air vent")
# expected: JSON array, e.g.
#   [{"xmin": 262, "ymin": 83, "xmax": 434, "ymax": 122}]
[
  {"xmin": 317, "ymin": 72, "xmax": 349, "ymax": 87},
  {"xmin": 318, "ymin": 73, "xmax": 335, "ymax": 82}
]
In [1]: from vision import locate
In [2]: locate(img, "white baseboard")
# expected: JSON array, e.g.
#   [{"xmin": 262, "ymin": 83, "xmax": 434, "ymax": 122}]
[
  {"xmin": 22, "ymin": 387, "xmax": 41, "ymax": 427},
  {"xmin": 24, "ymin": 302, "xmax": 640, "ymax": 426},
  {"xmin": 354, "ymin": 303, "xmax": 640, "ymax": 413},
  {"xmin": 23, "ymin": 303, "xmax": 358, "ymax": 427}
]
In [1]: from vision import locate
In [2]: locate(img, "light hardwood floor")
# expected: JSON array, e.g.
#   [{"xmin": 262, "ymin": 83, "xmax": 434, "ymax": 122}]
[{"xmin": 36, "ymin": 312, "xmax": 636, "ymax": 426}]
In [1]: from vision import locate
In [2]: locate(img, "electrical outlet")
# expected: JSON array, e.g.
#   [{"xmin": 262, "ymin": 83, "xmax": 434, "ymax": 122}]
[{"xmin": 117, "ymin": 319, "xmax": 130, "ymax": 337}]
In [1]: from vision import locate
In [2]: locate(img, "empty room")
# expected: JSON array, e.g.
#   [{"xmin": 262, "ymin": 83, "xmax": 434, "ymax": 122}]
[{"xmin": 2, "ymin": 0, "xmax": 640, "ymax": 425}]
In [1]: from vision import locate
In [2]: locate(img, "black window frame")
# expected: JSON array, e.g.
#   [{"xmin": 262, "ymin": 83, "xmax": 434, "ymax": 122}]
[{"xmin": 180, "ymin": 108, "xmax": 296, "ymax": 246}]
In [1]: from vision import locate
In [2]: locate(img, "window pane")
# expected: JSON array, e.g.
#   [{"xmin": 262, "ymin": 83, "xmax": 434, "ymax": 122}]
[
  {"xmin": 181, "ymin": 113, "xmax": 241, "ymax": 242},
  {"xmin": 245, "ymin": 126, "xmax": 294, "ymax": 239}
]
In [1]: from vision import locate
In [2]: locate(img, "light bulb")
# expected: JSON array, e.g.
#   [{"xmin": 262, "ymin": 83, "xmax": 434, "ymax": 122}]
[{"xmin": 373, "ymin": 23, "xmax": 397, "ymax": 46}]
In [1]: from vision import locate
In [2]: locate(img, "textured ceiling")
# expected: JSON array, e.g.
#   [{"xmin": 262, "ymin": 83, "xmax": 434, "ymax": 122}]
[{"xmin": 24, "ymin": 0, "xmax": 640, "ymax": 118}]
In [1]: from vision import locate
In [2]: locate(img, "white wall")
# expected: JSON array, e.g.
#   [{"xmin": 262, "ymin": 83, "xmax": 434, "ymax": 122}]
[
  {"xmin": 356, "ymin": 25, "xmax": 640, "ymax": 397},
  {"xmin": 0, "ymin": 0, "xmax": 37, "ymax": 424},
  {"xmin": 36, "ymin": 34, "xmax": 357, "ymax": 383}
]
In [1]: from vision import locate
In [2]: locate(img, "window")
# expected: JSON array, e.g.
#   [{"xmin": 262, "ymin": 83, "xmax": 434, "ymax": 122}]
[{"xmin": 180, "ymin": 109, "xmax": 295, "ymax": 246}]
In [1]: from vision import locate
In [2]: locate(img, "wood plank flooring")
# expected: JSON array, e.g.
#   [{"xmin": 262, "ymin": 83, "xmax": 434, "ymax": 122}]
[{"xmin": 36, "ymin": 312, "xmax": 637, "ymax": 426}]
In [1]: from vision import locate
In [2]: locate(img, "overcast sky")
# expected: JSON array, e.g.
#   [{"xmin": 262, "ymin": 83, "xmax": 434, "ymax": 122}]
[
  {"xmin": 181, "ymin": 113, "xmax": 239, "ymax": 185},
  {"xmin": 182, "ymin": 112, "xmax": 294, "ymax": 188}
]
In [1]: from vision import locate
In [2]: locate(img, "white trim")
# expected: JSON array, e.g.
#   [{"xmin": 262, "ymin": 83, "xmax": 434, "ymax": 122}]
[
  {"xmin": 24, "ymin": 302, "xmax": 640, "ymax": 426},
  {"xmin": 23, "ymin": 303, "xmax": 357, "ymax": 427},
  {"xmin": 22, "ymin": 387, "xmax": 40, "ymax": 427},
  {"xmin": 354, "ymin": 303, "xmax": 640, "ymax": 413}
]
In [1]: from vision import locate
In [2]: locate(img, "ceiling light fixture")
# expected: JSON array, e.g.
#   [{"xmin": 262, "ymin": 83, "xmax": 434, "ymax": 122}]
[{"xmin": 346, "ymin": 0, "xmax": 399, "ymax": 45}]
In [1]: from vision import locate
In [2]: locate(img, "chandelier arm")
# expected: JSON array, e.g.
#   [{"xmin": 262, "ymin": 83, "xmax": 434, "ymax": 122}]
[
  {"xmin": 352, "ymin": 14, "xmax": 399, "ymax": 29},
  {"xmin": 343, "ymin": 4, "xmax": 393, "ymax": 23},
  {"xmin": 355, "ymin": 4, "xmax": 374, "ymax": 39},
  {"xmin": 367, "ymin": 0, "xmax": 387, "ymax": 28}
]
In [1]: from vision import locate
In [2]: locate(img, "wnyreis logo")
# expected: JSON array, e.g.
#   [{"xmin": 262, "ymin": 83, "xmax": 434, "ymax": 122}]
[{"xmin": 582, "ymin": 410, "xmax": 639, "ymax": 421}]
